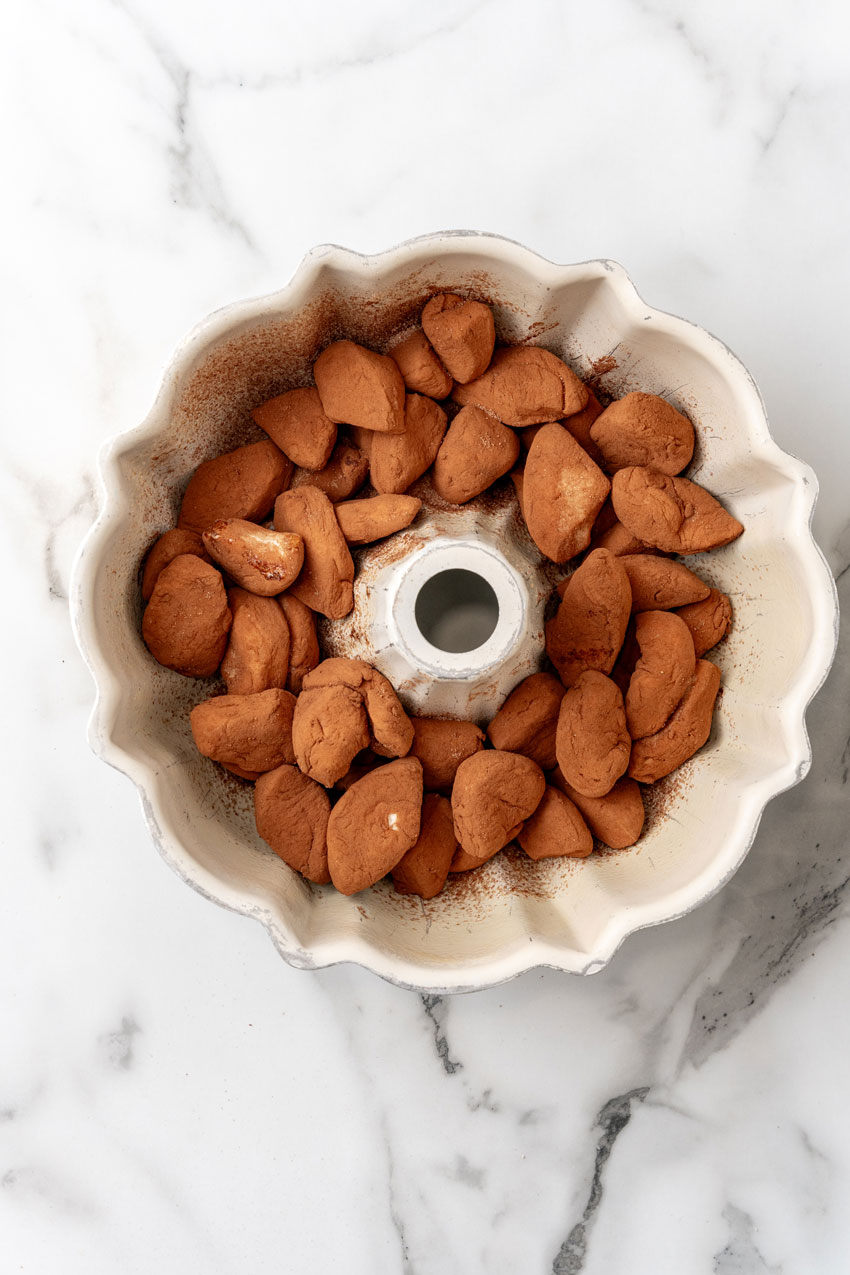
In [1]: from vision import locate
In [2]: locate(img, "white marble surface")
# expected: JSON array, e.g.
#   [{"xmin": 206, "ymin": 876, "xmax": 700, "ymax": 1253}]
[{"xmin": 3, "ymin": 1, "xmax": 849, "ymax": 1270}]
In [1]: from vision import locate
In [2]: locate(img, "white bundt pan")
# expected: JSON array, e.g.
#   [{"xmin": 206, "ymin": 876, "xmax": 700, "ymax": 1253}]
[{"xmin": 70, "ymin": 233, "xmax": 839, "ymax": 992}]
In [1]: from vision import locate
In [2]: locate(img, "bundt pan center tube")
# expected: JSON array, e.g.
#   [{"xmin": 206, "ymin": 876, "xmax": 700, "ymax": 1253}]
[{"xmin": 70, "ymin": 232, "xmax": 839, "ymax": 992}]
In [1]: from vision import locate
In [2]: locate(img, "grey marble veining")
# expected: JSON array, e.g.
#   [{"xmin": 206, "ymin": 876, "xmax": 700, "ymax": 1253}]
[{"xmin": 3, "ymin": 1, "xmax": 849, "ymax": 1271}]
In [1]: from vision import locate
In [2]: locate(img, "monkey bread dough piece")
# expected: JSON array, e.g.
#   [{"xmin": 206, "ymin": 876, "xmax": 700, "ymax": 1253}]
[
  {"xmin": 291, "ymin": 441, "xmax": 370, "ymax": 502},
  {"xmin": 628, "ymin": 658, "xmax": 721, "ymax": 783},
  {"xmin": 279, "ymin": 593, "xmax": 319, "ymax": 693},
  {"xmin": 291, "ymin": 684, "xmax": 370, "ymax": 787},
  {"xmin": 334, "ymin": 494, "xmax": 421, "ymax": 544},
  {"xmin": 452, "ymin": 346, "xmax": 588, "ymax": 426},
  {"xmin": 450, "ymin": 843, "xmax": 504, "ymax": 873},
  {"xmin": 551, "ymin": 771, "xmax": 645, "ymax": 850},
  {"xmin": 545, "ymin": 549, "xmax": 632, "ymax": 687},
  {"xmin": 221, "ymin": 588, "xmax": 290, "ymax": 695},
  {"xmin": 618, "ymin": 554, "xmax": 710, "ymax": 611},
  {"xmin": 675, "ymin": 589, "xmax": 733, "ymax": 657},
  {"xmin": 141, "ymin": 529, "xmax": 211, "ymax": 600},
  {"xmin": 486, "ymin": 672, "xmax": 565, "ymax": 771},
  {"xmin": 561, "ymin": 387, "xmax": 605, "ymax": 465},
  {"xmin": 591, "ymin": 519, "xmax": 656, "ymax": 557},
  {"xmin": 590, "ymin": 392, "xmax": 695, "ymax": 475},
  {"xmin": 190, "ymin": 688, "xmax": 296, "ymax": 774},
  {"xmin": 517, "ymin": 786, "xmax": 593, "ymax": 860},
  {"xmin": 301, "ymin": 658, "xmax": 414, "ymax": 760},
  {"xmin": 251, "ymin": 386, "xmax": 337, "ymax": 471},
  {"xmin": 389, "ymin": 329, "xmax": 453, "ymax": 399},
  {"xmin": 370, "ymin": 394, "xmax": 447, "ymax": 494},
  {"xmin": 612, "ymin": 466, "xmax": 744, "ymax": 554},
  {"xmin": 452, "ymin": 750, "xmax": 546, "ymax": 861},
  {"xmin": 391, "ymin": 793, "xmax": 457, "ymax": 899},
  {"xmin": 327, "ymin": 757, "xmax": 424, "ymax": 895},
  {"xmin": 254, "ymin": 764, "xmax": 331, "ymax": 883},
  {"xmin": 432, "ymin": 405, "xmax": 520, "ymax": 504},
  {"xmin": 142, "ymin": 554, "xmax": 231, "ymax": 677},
  {"xmin": 202, "ymin": 519, "xmax": 304, "ymax": 596},
  {"xmin": 409, "ymin": 717, "xmax": 486, "ymax": 792},
  {"xmin": 313, "ymin": 339, "xmax": 406, "ymax": 434},
  {"xmin": 274, "ymin": 486, "xmax": 354, "ymax": 619},
  {"xmin": 421, "ymin": 293, "xmax": 495, "ymax": 384},
  {"xmin": 177, "ymin": 440, "xmax": 292, "ymax": 534},
  {"xmin": 555, "ymin": 671, "xmax": 631, "ymax": 798},
  {"xmin": 626, "ymin": 611, "xmax": 696, "ymax": 739},
  {"xmin": 523, "ymin": 422, "xmax": 610, "ymax": 562}
]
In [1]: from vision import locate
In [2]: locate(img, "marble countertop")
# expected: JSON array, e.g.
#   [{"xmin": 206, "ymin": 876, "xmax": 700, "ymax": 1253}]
[{"xmin": 4, "ymin": 2, "xmax": 849, "ymax": 1270}]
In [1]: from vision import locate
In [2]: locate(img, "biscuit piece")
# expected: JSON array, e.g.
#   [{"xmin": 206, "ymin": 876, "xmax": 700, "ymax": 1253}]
[
  {"xmin": 202, "ymin": 519, "xmax": 304, "ymax": 596},
  {"xmin": 391, "ymin": 793, "xmax": 457, "ymax": 899},
  {"xmin": 327, "ymin": 757, "xmax": 424, "ymax": 895},
  {"xmin": 389, "ymin": 330, "xmax": 453, "ymax": 398},
  {"xmin": 551, "ymin": 771, "xmax": 645, "ymax": 849},
  {"xmin": 590, "ymin": 392, "xmax": 694, "ymax": 475},
  {"xmin": 561, "ymin": 388, "xmax": 605, "ymax": 465},
  {"xmin": 432, "ymin": 405, "xmax": 520, "ymax": 504},
  {"xmin": 450, "ymin": 844, "xmax": 504, "ymax": 872},
  {"xmin": 421, "ymin": 293, "xmax": 495, "ymax": 384},
  {"xmin": 302, "ymin": 658, "xmax": 414, "ymax": 760},
  {"xmin": 251, "ymin": 386, "xmax": 337, "ymax": 471},
  {"xmin": 334, "ymin": 494, "xmax": 422, "ymax": 544},
  {"xmin": 618, "ymin": 555, "xmax": 710, "ymax": 611},
  {"xmin": 274, "ymin": 486, "xmax": 354, "ymax": 619},
  {"xmin": 453, "ymin": 347, "xmax": 588, "ymax": 426},
  {"xmin": 254, "ymin": 764, "xmax": 331, "ymax": 883},
  {"xmin": 591, "ymin": 519, "xmax": 655, "ymax": 557},
  {"xmin": 141, "ymin": 529, "xmax": 211, "ymax": 600},
  {"xmin": 517, "ymin": 786, "xmax": 593, "ymax": 860},
  {"xmin": 290, "ymin": 441, "xmax": 370, "ymax": 502},
  {"xmin": 545, "ymin": 549, "xmax": 632, "ymax": 687},
  {"xmin": 675, "ymin": 589, "xmax": 733, "ymax": 657},
  {"xmin": 142, "ymin": 554, "xmax": 231, "ymax": 677},
  {"xmin": 409, "ymin": 717, "xmax": 486, "ymax": 791},
  {"xmin": 523, "ymin": 422, "xmax": 610, "ymax": 562},
  {"xmin": 314, "ymin": 340, "xmax": 405, "ymax": 434},
  {"xmin": 486, "ymin": 672, "xmax": 565, "ymax": 771},
  {"xmin": 279, "ymin": 594, "xmax": 320, "ymax": 692},
  {"xmin": 221, "ymin": 588, "xmax": 290, "ymax": 695},
  {"xmin": 292, "ymin": 684, "xmax": 371, "ymax": 787},
  {"xmin": 555, "ymin": 671, "xmax": 631, "ymax": 798},
  {"xmin": 190, "ymin": 688, "xmax": 296, "ymax": 773},
  {"xmin": 626, "ymin": 611, "xmax": 696, "ymax": 739},
  {"xmin": 370, "ymin": 394, "xmax": 447, "ymax": 494},
  {"xmin": 177, "ymin": 440, "xmax": 292, "ymax": 534},
  {"xmin": 629, "ymin": 659, "xmax": 721, "ymax": 783},
  {"xmin": 452, "ymin": 750, "xmax": 546, "ymax": 861},
  {"xmin": 612, "ymin": 467, "xmax": 744, "ymax": 554}
]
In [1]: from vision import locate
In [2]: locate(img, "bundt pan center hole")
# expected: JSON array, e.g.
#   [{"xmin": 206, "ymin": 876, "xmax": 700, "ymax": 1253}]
[{"xmin": 414, "ymin": 568, "xmax": 499, "ymax": 654}]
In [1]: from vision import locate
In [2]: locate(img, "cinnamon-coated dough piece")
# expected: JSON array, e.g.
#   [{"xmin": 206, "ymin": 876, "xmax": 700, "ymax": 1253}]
[
  {"xmin": 555, "ymin": 671, "xmax": 631, "ymax": 798},
  {"xmin": 453, "ymin": 347, "xmax": 588, "ymax": 426},
  {"xmin": 628, "ymin": 659, "xmax": 721, "ymax": 782},
  {"xmin": 545, "ymin": 549, "xmax": 631, "ymax": 687},
  {"xmin": 522, "ymin": 422, "xmax": 610, "ymax": 562},
  {"xmin": 626, "ymin": 611, "xmax": 696, "ymax": 739},
  {"xmin": 313, "ymin": 340, "xmax": 406, "ymax": 434},
  {"xmin": 177, "ymin": 440, "xmax": 292, "ymax": 534},
  {"xmin": 487, "ymin": 672, "xmax": 565, "ymax": 771},
  {"xmin": 274, "ymin": 486, "xmax": 354, "ymax": 619},
  {"xmin": 391, "ymin": 793, "xmax": 457, "ymax": 899},
  {"xmin": 254, "ymin": 764, "xmax": 331, "ymax": 883},
  {"xmin": 452, "ymin": 750, "xmax": 545, "ymax": 861},
  {"xmin": 590, "ymin": 392, "xmax": 694, "ymax": 475},
  {"xmin": 421, "ymin": 293, "xmax": 495, "ymax": 384},
  {"xmin": 370, "ymin": 394, "xmax": 447, "ymax": 494},
  {"xmin": 327, "ymin": 757, "xmax": 423, "ymax": 895},
  {"xmin": 251, "ymin": 386, "xmax": 337, "ymax": 471},
  {"xmin": 432, "ymin": 406, "xmax": 519, "ymax": 504},
  {"xmin": 221, "ymin": 588, "xmax": 290, "ymax": 695},
  {"xmin": 142, "ymin": 554, "xmax": 231, "ymax": 677},
  {"xmin": 190, "ymin": 688, "xmax": 296, "ymax": 773},
  {"xmin": 612, "ymin": 467, "xmax": 744, "ymax": 554},
  {"xmin": 389, "ymin": 330, "xmax": 453, "ymax": 398},
  {"xmin": 517, "ymin": 786, "xmax": 593, "ymax": 860}
]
